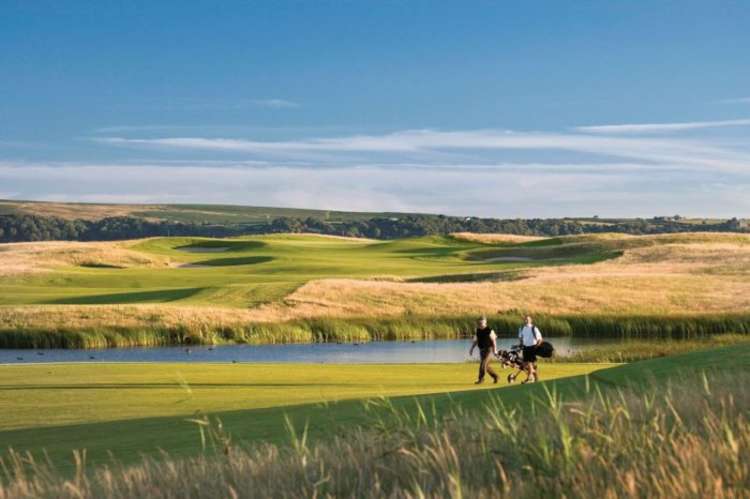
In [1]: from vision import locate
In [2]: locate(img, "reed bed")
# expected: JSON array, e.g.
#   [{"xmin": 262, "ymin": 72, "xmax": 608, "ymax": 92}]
[
  {"xmin": 1, "ymin": 369, "xmax": 747, "ymax": 498},
  {"xmin": 2, "ymin": 310, "xmax": 749, "ymax": 349}
]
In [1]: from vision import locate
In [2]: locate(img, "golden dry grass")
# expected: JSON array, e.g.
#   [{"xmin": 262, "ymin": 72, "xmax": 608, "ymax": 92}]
[
  {"xmin": 2, "ymin": 233, "xmax": 750, "ymax": 332},
  {"xmin": 267, "ymin": 233, "xmax": 750, "ymax": 318},
  {"xmin": 0, "ymin": 240, "xmax": 170, "ymax": 276},
  {"xmin": 0, "ymin": 304, "xmax": 274, "ymax": 331},
  {"xmin": 450, "ymin": 232, "xmax": 547, "ymax": 244}
]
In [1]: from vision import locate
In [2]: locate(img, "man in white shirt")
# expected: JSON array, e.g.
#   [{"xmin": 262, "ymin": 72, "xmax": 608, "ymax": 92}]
[{"xmin": 518, "ymin": 315, "xmax": 543, "ymax": 383}]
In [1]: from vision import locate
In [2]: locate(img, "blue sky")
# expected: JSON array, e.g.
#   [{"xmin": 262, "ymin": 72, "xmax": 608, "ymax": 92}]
[{"xmin": 1, "ymin": 1, "xmax": 749, "ymax": 217}]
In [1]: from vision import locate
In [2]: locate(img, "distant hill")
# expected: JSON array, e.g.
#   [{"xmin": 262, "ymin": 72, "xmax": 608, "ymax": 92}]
[
  {"xmin": 0, "ymin": 199, "xmax": 747, "ymax": 243},
  {"xmin": 0, "ymin": 200, "xmax": 411, "ymax": 225}
]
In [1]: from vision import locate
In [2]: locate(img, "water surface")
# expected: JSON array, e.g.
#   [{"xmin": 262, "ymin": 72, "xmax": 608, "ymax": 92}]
[{"xmin": 0, "ymin": 337, "xmax": 623, "ymax": 364}]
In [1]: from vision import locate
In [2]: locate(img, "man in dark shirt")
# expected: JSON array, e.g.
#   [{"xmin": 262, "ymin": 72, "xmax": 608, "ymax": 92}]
[{"xmin": 469, "ymin": 316, "xmax": 499, "ymax": 384}]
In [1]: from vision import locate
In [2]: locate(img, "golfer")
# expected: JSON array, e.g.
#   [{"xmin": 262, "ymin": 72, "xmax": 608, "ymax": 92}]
[
  {"xmin": 518, "ymin": 315, "xmax": 543, "ymax": 383},
  {"xmin": 469, "ymin": 316, "xmax": 499, "ymax": 384}
]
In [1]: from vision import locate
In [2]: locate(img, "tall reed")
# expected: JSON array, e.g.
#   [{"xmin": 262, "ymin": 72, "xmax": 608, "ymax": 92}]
[{"xmin": 2, "ymin": 313, "xmax": 749, "ymax": 349}]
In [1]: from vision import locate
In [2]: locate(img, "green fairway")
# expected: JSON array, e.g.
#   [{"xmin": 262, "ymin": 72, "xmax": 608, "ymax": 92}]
[
  {"xmin": 0, "ymin": 234, "xmax": 614, "ymax": 307},
  {"xmin": 0, "ymin": 362, "xmax": 608, "ymax": 466},
  {"xmin": 1, "ymin": 344, "xmax": 748, "ymax": 474}
]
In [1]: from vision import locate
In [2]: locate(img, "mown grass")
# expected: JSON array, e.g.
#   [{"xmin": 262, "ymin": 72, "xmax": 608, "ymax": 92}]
[
  {"xmin": 1, "ymin": 345, "xmax": 748, "ymax": 497},
  {"xmin": 552, "ymin": 333, "xmax": 750, "ymax": 362},
  {"xmin": 0, "ymin": 234, "xmax": 565, "ymax": 308},
  {"xmin": 0, "ymin": 362, "xmax": 607, "ymax": 468}
]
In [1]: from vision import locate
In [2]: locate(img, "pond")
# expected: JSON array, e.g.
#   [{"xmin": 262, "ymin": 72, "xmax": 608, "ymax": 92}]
[{"xmin": 0, "ymin": 337, "xmax": 626, "ymax": 364}]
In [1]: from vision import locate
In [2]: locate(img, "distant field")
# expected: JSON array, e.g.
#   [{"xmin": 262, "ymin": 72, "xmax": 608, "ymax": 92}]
[
  {"xmin": 0, "ymin": 233, "xmax": 615, "ymax": 309},
  {"xmin": 0, "ymin": 233, "xmax": 750, "ymax": 347},
  {"xmin": 1, "ymin": 231, "xmax": 750, "ymax": 346},
  {"xmin": 0, "ymin": 199, "xmax": 408, "ymax": 223}
]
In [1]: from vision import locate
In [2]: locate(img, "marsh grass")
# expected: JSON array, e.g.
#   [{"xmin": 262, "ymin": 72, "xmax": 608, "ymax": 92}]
[
  {"xmin": 1, "ymin": 310, "xmax": 749, "ymax": 348},
  {"xmin": 1, "ymin": 369, "xmax": 747, "ymax": 498}
]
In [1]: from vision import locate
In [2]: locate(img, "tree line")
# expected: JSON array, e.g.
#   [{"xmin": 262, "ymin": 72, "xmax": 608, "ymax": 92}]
[{"xmin": 0, "ymin": 212, "xmax": 747, "ymax": 243}]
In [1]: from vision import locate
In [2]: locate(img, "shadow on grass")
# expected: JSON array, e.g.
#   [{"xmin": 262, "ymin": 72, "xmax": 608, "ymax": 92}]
[
  {"xmin": 45, "ymin": 287, "xmax": 206, "ymax": 305},
  {"xmin": 407, "ymin": 271, "xmax": 527, "ymax": 283},
  {"xmin": 192, "ymin": 256, "xmax": 274, "ymax": 266},
  {"xmin": 175, "ymin": 240, "xmax": 266, "ymax": 252}
]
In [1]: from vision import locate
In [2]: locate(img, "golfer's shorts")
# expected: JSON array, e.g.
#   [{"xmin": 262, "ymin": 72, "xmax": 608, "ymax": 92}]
[{"xmin": 522, "ymin": 346, "xmax": 537, "ymax": 363}]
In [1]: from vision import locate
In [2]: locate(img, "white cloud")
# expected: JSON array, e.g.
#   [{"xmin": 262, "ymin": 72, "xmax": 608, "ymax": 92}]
[
  {"xmin": 1, "ymin": 161, "xmax": 748, "ymax": 218},
  {"xmin": 575, "ymin": 118, "xmax": 750, "ymax": 134},
  {"xmin": 93, "ymin": 128, "xmax": 750, "ymax": 173},
  {"xmin": 250, "ymin": 99, "xmax": 299, "ymax": 109}
]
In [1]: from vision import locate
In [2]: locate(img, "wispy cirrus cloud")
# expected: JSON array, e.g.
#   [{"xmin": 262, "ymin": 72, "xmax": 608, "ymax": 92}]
[
  {"xmin": 93, "ymin": 128, "xmax": 750, "ymax": 173},
  {"xmin": 575, "ymin": 118, "xmax": 750, "ymax": 134},
  {"xmin": 250, "ymin": 98, "xmax": 299, "ymax": 109}
]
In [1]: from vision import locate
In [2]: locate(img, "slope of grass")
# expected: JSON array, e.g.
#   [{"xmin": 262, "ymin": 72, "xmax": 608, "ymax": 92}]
[
  {"xmin": 0, "ymin": 234, "xmax": 563, "ymax": 308},
  {"xmin": 6, "ymin": 360, "xmax": 744, "ymax": 498},
  {"xmin": 551, "ymin": 333, "xmax": 750, "ymax": 362},
  {"xmin": 0, "ymin": 344, "xmax": 747, "ymax": 493},
  {"xmin": 0, "ymin": 362, "xmax": 606, "ymax": 467}
]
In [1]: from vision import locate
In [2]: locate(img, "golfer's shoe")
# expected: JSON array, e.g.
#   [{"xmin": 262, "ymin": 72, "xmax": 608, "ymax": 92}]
[
  {"xmin": 507, "ymin": 374, "xmax": 515, "ymax": 384},
  {"xmin": 474, "ymin": 379, "xmax": 483, "ymax": 385},
  {"xmin": 492, "ymin": 375, "xmax": 499, "ymax": 384}
]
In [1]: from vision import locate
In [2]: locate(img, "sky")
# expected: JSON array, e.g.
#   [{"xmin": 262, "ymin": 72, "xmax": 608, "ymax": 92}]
[{"xmin": 1, "ymin": 1, "xmax": 749, "ymax": 218}]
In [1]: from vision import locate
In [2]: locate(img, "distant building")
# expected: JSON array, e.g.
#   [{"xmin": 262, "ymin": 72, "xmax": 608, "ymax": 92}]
[{"xmin": 728, "ymin": 218, "xmax": 748, "ymax": 230}]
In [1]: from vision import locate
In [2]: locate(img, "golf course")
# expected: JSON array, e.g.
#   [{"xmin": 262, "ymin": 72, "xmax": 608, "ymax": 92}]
[
  {"xmin": 2, "ymin": 231, "xmax": 750, "ymax": 496},
  {"xmin": 2, "ymin": 231, "xmax": 750, "ymax": 348}
]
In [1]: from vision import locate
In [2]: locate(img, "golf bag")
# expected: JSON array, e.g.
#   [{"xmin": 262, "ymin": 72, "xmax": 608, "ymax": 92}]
[{"xmin": 535, "ymin": 341, "xmax": 555, "ymax": 358}]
